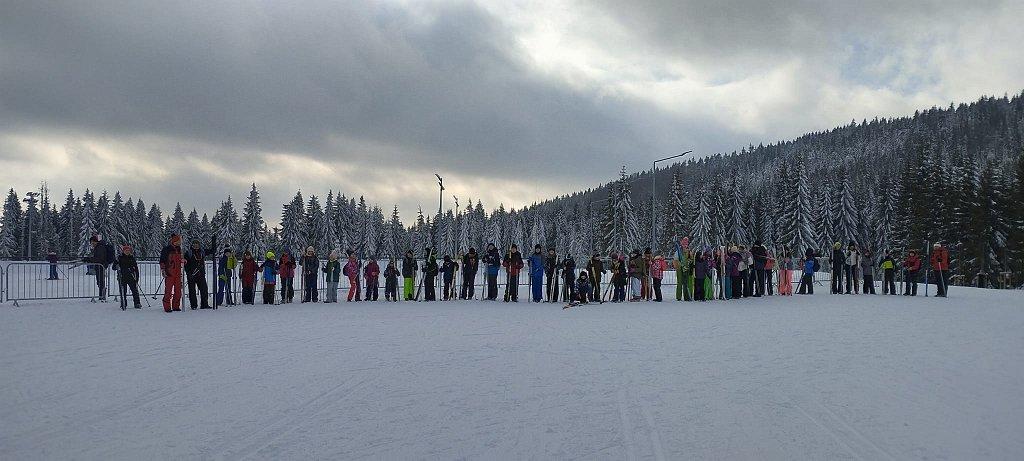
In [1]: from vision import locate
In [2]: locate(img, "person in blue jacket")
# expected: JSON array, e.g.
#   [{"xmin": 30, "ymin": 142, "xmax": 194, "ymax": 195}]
[
  {"xmin": 528, "ymin": 245, "xmax": 545, "ymax": 302},
  {"xmin": 797, "ymin": 250, "xmax": 816, "ymax": 295},
  {"xmin": 484, "ymin": 243, "xmax": 502, "ymax": 300}
]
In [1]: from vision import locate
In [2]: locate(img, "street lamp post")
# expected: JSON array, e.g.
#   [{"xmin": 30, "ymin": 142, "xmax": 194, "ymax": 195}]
[
  {"xmin": 651, "ymin": 151, "xmax": 692, "ymax": 253},
  {"xmin": 22, "ymin": 191, "xmax": 40, "ymax": 260}
]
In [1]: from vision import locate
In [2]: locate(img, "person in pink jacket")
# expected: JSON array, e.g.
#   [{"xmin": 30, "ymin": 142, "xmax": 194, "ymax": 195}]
[
  {"xmin": 343, "ymin": 253, "xmax": 361, "ymax": 302},
  {"xmin": 650, "ymin": 254, "xmax": 668, "ymax": 302}
]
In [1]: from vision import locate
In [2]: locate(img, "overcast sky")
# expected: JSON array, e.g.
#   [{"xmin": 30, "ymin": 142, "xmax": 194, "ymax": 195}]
[{"xmin": 1, "ymin": 0, "xmax": 1021, "ymax": 220}]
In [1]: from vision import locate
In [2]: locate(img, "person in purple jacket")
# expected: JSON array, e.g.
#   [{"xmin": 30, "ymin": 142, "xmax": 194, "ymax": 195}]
[
  {"xmin": 693, "ymin": 251, "xmax": 709, "ymax": 302},
  {"xmin": 726, "ymin": 246, "xmax": 743, "ymax": 299}
]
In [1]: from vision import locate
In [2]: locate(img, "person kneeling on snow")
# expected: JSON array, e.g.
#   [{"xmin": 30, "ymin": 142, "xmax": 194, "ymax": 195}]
[{"xmin": 576, "ymin": 271, "xmax": 592, "ymax": 304}]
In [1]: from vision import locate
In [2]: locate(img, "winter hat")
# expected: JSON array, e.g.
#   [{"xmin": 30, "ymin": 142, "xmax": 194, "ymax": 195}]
[
  {"xmin": 121, "ymin": 244, "xmax": 132, "ymax": 253},
  {"xmin": 580, "ymin": 270, "xmax": 588, "ymax": 277},
  {"xmin": 329, "ymin": 250, "xmax": 338, "ymax": 260},
  {"xmin": 468, "ymin": 247, "xmax": 476, "ymax": 254},
  {"xmin": 191, "ymin": 239, "xmax": 201, "ymax": 246},
  {"xmin": 170, "ymin": 234, "xmax": 181, "ymax": 245},
  {"xmin": 266, "ymin": 251, "xmax": 275, "ymax": 259},
  {"xmin": 306, "ymin": 246, "xmax": 315, "ymax": 254},
  {"xmin": 834, "ymin": 242, "xmax": 842, "ymax": 249},
  {"xmin": 223, "ymin": 248, "xmax": 232, "ymax": 254},
  {"xmin": 681, "ymin": 236, "xmax": 690, "ymax": 247},
  {"xmin": 89, "ymin": 235, "xmax": 99, "ymax": 243},
  {"xmin": 933, "ymin": 242, "xmax": 940, "ymax": 248},
  {"xmin": 655, "ymin": 255, "xmax": 664, "ymax": 260}
]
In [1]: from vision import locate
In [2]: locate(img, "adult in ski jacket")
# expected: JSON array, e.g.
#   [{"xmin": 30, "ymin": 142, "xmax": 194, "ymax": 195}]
[
  {"xmin": 402, "ymin": 250, "xmax": 418, "ymax": 301},
  {"xmin": 300, "ymin": 247, "xmax": 319, "ymax": 303},
  {"xmin": 739, "ymin": 245, "xmax": 754, "ymax": 297},
  {"xmin": 844, "ymin": 244, "xmax": 860, "ymax": 294},
  {"xmin": 610, "ymin": 252, "xmax": 627, "ymax": 302},
  {"xmin": 586, "ymin": 254, "xmax": 604, "ymax": 302},
  {"xmin": 693, "ymin": 251, "xmax": 709, "ymax": 302},
  {"xmin": 627, "ymin": 250, "xmax": 644, "ymax": 300},
  {"xmin": 344, "ymin": 253, "xmax": 361, "ymax": 302},
  {"xmin": 460, "ymin": 248, "xmax": 479, "ymax": 300},
  {"xmin": 484, "ymin": 244, "xmax": 502, "ymax": 300},
  {"xmin": 830, "ymin": 242, "xmax": 844, "ymax": 294},
  {"xmin": 364, "ymin": 257, "xmax": 381, "ymax": 301},
  {"xmin": 383, "ymin": 259, "xmax": 400, "ymax": 301},
  {"xmin": 216, "ymin": 248, "xmax": 237, "ymax": 306},
  {"xmin": 184, "ymin": 238, "xmax": 216, "ymax": 309},
  {"xmin": 751, "ymin": 242, "xmax": 768, "ymax": 297},
  {"xmin": 260, "ymin": 252, "xmax": 278, "ymax": 304},
  {"xmin": 930, "ymin": 243, "xmax": 950, "ymax": 297},
  {"xmin": 859, "ymin": 249, "xmax": 876, "ymax": 294},
  {"xmin": 903, "ymin": 250, "xmax": 921, "ymax": 296},
  {"xmin": 240, "ymin": 250, "xmax": 258, "ymax": 304},
  {"xmin": 777, "ymin": 247, "xmax": 794, "ymax": 296},
  {"xmin": 47, "ymin": 250, "xmax": 59, "ymax": 280},
  {"xmin": 116, "ymin": 244, "xmax": 142, "ymax": 309},
  {"xmin": 323, "ymin": 251, "xmax": 341, "ymax": 303},
  {"xmin": 528, "ymin": 245, "xmax": 545, "ymax": 302},
  {"xmin": 278, "ymin": 250, "xmax": 297, "ymax": 303},
  {"xmin": 83, "ymin": 235, "xmax": 112, "ymax": 301},
  {"xmin": 726, "ymin": 248, "xmax": 742, "ymax": 299},
  {"xmin": 650, "ymin": 255, "xmax": 667, "ymax": 302},
  {"xmin": 159, "ymin": 234, "xmax": 184, "ymax": 311}
]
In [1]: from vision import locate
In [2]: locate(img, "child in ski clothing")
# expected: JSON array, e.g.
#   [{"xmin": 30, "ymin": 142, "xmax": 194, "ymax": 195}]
[
  {"xmin": 903, "ymin": 250, "xmax": 921, "ymax": 296},
  {"xmin": 240, "ymin": 250, "xmax": 258, "ymax": 304},
  {"xmin": 364, "ymin": 257, "xmax": 381, "ymax": 301},
  {"xmin": 727, "ymin": 247, "xmax": 742, "ymax": 300},
  {"xmin": 797, "ymin": 256, "xmax": 815, "ymax": 295},
  {"xmin": 763, "ymin": 248, "xmax": 775, "ymax": 296},
  {"xmin": 300, "ymin": 247, "xmax": 319, "ymax": 303},
  {"xmin": 116, "ymin": 244, "xmax": 142, "ymax": 309},
  {"xmin": 484, "ymin": 244, "xmax": 502, "ymax": 300},
  {"xmin": 384, "ymin": 259, "xmax": 400, "ymax": 301},
  {"xmin": 830, "ymin": 242, "xmax": 844, "ymax": 294},
  {"xmin": 845, "ymin": 244, "xmax": 860, "ymax": 294},
  {"xmin": 880, "ymin": 252, "xmax": 897, "ymax": 295},
  {"xmin": 693, "ymin": 251, "xmax": 710, "ymax": 301},
  {"xmin": 323, "ymin": 251, "xmax": 341, "ymax": 302},
  {"xmin": 859, "ymin": 249, "xmax": 876, "ymax": 294},
  {"xmin": 611, "ymin": 252, "xmax": 627, "ymax": 302},
  {"xmin": 674, "ymin": 237, "xmax": 693, "ymax": 301},
  {"xmin": 576, "ymin": 271, "xmax": 592, "ymax": 304},
  {"xmin": 460, "ymin": 248, "xmax": 479, "ymax": 300},
  {"xmin": 561, "ymin": 253, "xmax": 576, "ymax": 301},
  {"xmin": 650, "ymin": 255, "xmax": 668, "ymax": 302},
  {"xmin": 528, "ymin": 246, "xmax": 545, "ymax": 302},
  {"xmin": 423, "ymin": 249, "xmax": 439, "ymax": 301},
  {"xmin": 260, "ymin": 252, "xmax": 278, "ymax": 305},
  {"xmin": 159, "ymin": 234, "xmax": 184, "ymax": 312},
  {"xmin": 777, "ymin": 249, "xmax": 794, "ymax": 296},
  {"xmin": 586, "ymin": 253, "xmax": 604, "ymax": 302},
  {"xmin": 441, "ymin": 255, "xmax": 459, "ymax": 300},
  {"xmin": 217, "ymin": 248, "xmax": 237, "ymax": 306},
  {"xmin": 930, "ymin": 243, "xmax": 950, "ymax": 297},
  {"xmin": 402, "ymin": 250, "xmax": 418, "ymax": 301},
  {"xmin": 278, "ymin": 250, "xmax": 296, "ymax": 303},
  {"xmin": 627, "ymin": 250, "xmax": 643, "ymax": 300},
  {"xmin": 502, "ymin": 245, "xmax": 523, "ymax": 302},
  {"xmin": 344, "ymin": 254, "xmax": 361, "ymax": 301}
]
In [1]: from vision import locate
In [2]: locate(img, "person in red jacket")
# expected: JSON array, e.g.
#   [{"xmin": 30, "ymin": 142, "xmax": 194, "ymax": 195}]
[
  {"xmin": 930, "ymin": 243, "xmax": 950, "ymax": 297},
  {"xmin": 344, "ymin": 253, "xmax": 361, "ymax": 302},
  {"xmin": 902, "ymin": 250, "xmax": 922, "ymax": 296},
  {"xmin": 159, "ymin": 234, "xmax": 184, "ymax": 312},
  {"xmin": 364, "ymin": 257, "xmax": 380, "ymax": 301},
  {"xmin": 278, "ymin": 250, "xmax": 297, "ymax": 303},
  {"xmin": 240, "ymin": 250, "xmax": 258, "ymax": 305}
]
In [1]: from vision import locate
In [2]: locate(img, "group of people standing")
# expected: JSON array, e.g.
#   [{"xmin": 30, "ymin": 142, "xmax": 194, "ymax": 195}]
[{"xmin": 85, "ymin": 232, "xmax": 953, "ymax": 312}]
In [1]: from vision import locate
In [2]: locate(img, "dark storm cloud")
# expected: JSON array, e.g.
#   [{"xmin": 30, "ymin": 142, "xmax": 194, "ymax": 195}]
[{"xmin": 0, "ymin": 0, "xmax": 683, "ymax": 181}]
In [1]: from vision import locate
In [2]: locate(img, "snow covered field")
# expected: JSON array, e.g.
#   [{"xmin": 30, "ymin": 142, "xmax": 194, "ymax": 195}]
[{"xmin": 2, "ymin": 288, "xmax": 1023, "ymax": 460}]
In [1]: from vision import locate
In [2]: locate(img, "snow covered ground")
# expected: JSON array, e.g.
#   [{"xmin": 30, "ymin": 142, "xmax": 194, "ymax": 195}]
[{"xmin": 2, "ymin": 288, "xmax": 1023, "ymax": 460}]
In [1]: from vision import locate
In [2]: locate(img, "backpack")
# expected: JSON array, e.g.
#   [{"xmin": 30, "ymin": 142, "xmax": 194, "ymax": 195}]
[{"xmin": 812, "ymin": 259, "xmax": 820, "ymax": 272}]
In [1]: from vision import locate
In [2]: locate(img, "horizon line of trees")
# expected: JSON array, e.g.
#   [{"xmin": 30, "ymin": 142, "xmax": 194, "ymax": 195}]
[{"xmin": 1, "ymin": 93, "xmax": 1022, "ymax": 287}]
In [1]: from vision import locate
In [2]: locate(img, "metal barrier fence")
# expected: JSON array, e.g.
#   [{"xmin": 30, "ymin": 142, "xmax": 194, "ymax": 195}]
[{"xmin": 0, "ymin": 257, "xmax": 975, "ymax": 305}]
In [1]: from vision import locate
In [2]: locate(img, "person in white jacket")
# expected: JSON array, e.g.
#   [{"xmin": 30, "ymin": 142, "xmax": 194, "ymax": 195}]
[{"xmin": 844, "ymin": 243, "xmax": 861, "ymax": 294}]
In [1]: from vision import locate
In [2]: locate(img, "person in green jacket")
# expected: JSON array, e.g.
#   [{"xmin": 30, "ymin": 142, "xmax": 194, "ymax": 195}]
[
  {"xmin": 674, "ymin": 237, "xmax": 693, "ymax": 301},
  {"xmin": 323, "ymin": 250, "xmax": 341, "ymax": 303}
]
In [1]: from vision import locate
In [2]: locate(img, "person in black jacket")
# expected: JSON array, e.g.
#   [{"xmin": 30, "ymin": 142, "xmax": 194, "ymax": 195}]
[
  {"xmin": 586, "ymin": 253, "xmax": 604, "ymax": 301},
  {"xmin": 184, "ymin": 237, "xmax": 216, "ymax": 309},
  {"xmin": 460, "ymin": 248, "xmax": 478, "ymax": 300},
  {"xmin": 830, "ymin": 242, "xmax": 844, "ymax": 294},
  {"xmin": 561, "ymin": 253, "xmax": 576, "ymax": 301},
  {"xmin": 300, "ymin": 246, "xmax": 319, "ymax": 302},
  {"xmin": 544, "ymin": 248, "xmax": 558, "ymax": 301},
  {"xmin": 82, "ymin": 235, "xmax": 112, "ymax": 301},
  {"xmin": 484, "ymin": 244, "xmax": 502, "ymax": 300},
  {"xmin": 751, "ymin": 241, "xmax": 768, "ymax": 297},
  {"xmin": 401, "ymin": 250, "xmax": 418, "ymax": 301},
  {"xmin": 422, "ymin": 248, "xmax": 439, "ymax": 301},
  {"xmin": 115, "ymin": 244, "xmax": 142, "ymax": 309}
]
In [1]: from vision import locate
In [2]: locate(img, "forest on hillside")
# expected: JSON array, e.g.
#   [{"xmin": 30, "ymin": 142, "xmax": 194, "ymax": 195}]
[{"xmin": 1, "ymin": 93, "xmax": 1021, "ymax": 287}]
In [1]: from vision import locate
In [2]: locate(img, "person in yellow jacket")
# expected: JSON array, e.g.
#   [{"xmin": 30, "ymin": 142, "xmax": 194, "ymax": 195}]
[{"xmin": 880, "ymin": 251, "xmax": 897, "ymax": 295}]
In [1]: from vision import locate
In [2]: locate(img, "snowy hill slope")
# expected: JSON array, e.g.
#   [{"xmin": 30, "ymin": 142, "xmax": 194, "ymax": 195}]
[{"xmin": 1, "ymin": 288, "xmax": 1022, "ymax": 459}]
